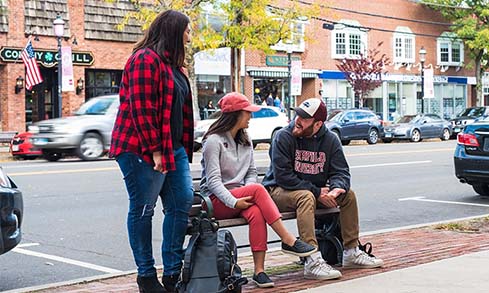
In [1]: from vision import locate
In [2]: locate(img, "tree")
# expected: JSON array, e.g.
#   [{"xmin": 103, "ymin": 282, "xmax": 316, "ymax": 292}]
[
  {"xmin": 423, "ymin": 0, "xmax": 489, "ymax": 106},
  {"xmin": 195, "ymin": 0, "xmax": 320, "ymax": 91},
  {"xmin": 110, "ymin": 0, "xmax": 320, "ymax": 93},
  {"xmin": 336, "ymin": 42, "xmax": 389, "ymax": 108}
]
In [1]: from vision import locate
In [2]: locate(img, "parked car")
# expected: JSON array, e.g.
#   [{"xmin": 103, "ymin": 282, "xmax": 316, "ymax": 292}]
[
  {"xmin": 454, "ymin": 116, "xmax": 489, "ymax": 196},
  {"xmin": 194, "ymin": 106, "xmax": 289, "ymax": 150},
  {"xmin": 383, "ymin": 114, "xmax": 452, "ymax": 143},
  {"xmin": 0, "ymin": 167, "xmax": 23, "ymax": 255},
  {"xmin": 30, "ymin": 95, "xmax": 119, "ymax": 162},
  {"xmin": 9, "ymin": 132, "xmax": 42, "ymax": 159},
  {"xmin": 450, "ymin": 106, "xmax": 489, "ymax": 138},
  {"xmin": 324, "ymin": 109, "xmax": 384, "ymax": 145}
]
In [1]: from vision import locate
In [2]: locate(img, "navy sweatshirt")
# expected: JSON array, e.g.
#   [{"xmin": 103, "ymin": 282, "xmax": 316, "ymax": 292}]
[{"xmin": 262, "ymin": 121, "xmax": 351, "ymax": 198}]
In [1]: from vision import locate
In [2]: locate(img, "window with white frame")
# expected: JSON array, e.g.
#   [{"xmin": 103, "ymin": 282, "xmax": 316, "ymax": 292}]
[
  {"xmin": 437, "ymin": 32, "xmax": 464, "ymax": 66},
  {"xmin": 271, "ymin": 21, "xmax": 306, "ymax": 52},
  {"xmin": 483, "ymin": 72, "xmax": 489, "ymax": 95},
  {"xmin": 392, "ymin": 27, "xmax": 415, "ymax": 63},
  {"xmin": 331, "ymin": 20, "xmax": 367, "ymax": 59}
]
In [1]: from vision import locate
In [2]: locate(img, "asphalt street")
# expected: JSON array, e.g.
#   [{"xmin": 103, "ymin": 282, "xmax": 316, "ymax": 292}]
[{"xmin": 1, "ymin": 139, "xmax": 489, "ymax": 291}]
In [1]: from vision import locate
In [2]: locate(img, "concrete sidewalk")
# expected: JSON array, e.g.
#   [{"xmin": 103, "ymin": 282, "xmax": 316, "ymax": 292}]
[{"xmin": 8, "ymin": 215, "xmax": 489, "ymax": 293}]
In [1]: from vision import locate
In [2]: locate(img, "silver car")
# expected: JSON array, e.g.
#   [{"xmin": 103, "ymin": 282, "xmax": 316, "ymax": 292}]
[
  {"xmin": 383, "ymin": 114, "xmax": 452, "ymax": 143},
  {"xmin": 30, "ymin": 95, "xmax": 119, "ymax": 161}
]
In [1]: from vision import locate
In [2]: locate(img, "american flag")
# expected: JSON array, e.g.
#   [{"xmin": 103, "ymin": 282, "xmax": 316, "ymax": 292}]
[{"xmin": 21, "ymin": 40, "xmax": 43, "ymax": 90}]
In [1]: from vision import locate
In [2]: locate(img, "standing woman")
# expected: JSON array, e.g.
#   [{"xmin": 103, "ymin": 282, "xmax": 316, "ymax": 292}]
[
  {"xmin": 200, "ymin": 92, "xmax": 316, "ymax": 288},
  {"xmin": 110, "ymin": 10, "xmax": 193, "ymax": 293}
]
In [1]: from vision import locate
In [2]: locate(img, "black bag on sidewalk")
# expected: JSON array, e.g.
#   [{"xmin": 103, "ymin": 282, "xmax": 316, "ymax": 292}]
[
  {"xmin": 315, "ymin": 212, "xmax": 344, "ymax": 266},
  {"xmin": 178, "ymin": 215, "xmax": 248, "ymax": 293}
]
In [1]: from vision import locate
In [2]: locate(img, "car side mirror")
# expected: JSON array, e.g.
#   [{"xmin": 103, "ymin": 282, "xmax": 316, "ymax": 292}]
[
  {"xmin": 343, "ymin": 118, "xmax": 350, "ymax": 123},
  {"xmin": 422, "ymin": 120, "xmax": 427, "ymax": 124}
]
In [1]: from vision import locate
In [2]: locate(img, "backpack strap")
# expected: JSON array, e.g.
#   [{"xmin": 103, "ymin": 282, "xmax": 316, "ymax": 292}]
[
  {"xmin": 182, "ymin": 232, "xmax": 200, "ymax": 284},
  {"xmin": 216, "ymin": 229, "xmax": 229, "ymax": 281},
  {"xmin": 197, "ymin": 191, "xmax": 215, "ymax": 219}
]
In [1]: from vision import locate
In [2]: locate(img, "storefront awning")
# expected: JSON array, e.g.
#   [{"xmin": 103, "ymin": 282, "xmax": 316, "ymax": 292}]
[{"xmin": 246, "ymin": 67, "xmax": 320, "ymax": 79}]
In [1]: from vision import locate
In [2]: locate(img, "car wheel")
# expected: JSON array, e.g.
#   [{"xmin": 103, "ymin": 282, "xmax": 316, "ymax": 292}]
[
  {"xmin": 473, "ymin": 184, "xmax": 489, "ymax": 196},
  {"xmin": 441, "ymin": 128, "xmax": 450, "ymax": 141},
  {"xmin": 366, "ymin": 128, "xmax": 379, "ymax": 144},
  {"xmin": 383, "ymin": 139, "xmax": 393, "ymax": 143},
  {"xmin": 43, "ymin": 150, "xmax": 62, "ymax": 162},
  {"xmin": 77, "ymin": 133, "xmax": 104, "ymax": 161},
  {"xmin": 341, "ymin": 140, "xmax": 351, "ymax": 146},
  {"xmin": 410, "ymin": 129, "xmax": 421, "ymax": 142}
]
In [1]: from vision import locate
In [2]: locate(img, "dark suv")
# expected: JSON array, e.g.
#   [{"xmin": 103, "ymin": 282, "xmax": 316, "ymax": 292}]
[
  {"xmin": 454, "ymin": 116, "xmax": 489, "ymax": 196},
  {"xmin": 0, "ymin": 167, "xmax": 23, "ymax": 255},
  {"xmin": 325, "ymin": 109, "xmax": 384, "ymax": 145},
  {"xmin": 450, "ymin": 106, "xmax": 489, "ymax": 138}
]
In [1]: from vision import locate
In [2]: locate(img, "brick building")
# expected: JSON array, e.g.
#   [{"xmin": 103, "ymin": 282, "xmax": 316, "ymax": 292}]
[{"xmin": 0, "ymin": 0, "xmax": 485, "ymax": 132}]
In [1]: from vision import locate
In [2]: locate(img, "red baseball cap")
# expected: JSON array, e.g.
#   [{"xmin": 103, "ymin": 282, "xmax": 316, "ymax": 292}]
[{"xmin": 218, "ymin": 92, "xmax": 260, "ymax": 113}]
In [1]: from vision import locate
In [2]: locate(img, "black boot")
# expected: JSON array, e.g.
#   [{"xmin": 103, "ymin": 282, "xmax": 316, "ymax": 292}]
[
  {"xmin": 162, "ymin": 274, "xmax": 179, "ymax": 292},
  {"xmin": 136, "ymin": 275, "xmax": 166, "ymax": 293}
]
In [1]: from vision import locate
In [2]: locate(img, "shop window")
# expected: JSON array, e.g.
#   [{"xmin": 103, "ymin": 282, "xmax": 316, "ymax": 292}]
[
  {"xmin": 437, "ymin": 33, "xmax": 464, "ymax": 66},
  {"xmin": 85, "ymin": 70, "xmax": 122, "ymax": 100}
]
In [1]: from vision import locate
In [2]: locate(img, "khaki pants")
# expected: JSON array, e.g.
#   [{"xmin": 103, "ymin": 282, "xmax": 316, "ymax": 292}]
[{"xmin": 268, "ymin": 186, "xmax": 359, "ymax": 249}]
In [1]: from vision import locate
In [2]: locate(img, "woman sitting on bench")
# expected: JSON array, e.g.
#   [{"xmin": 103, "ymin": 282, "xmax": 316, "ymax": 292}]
[{"xmin": 200, "ymin": 92, "xmax": 316, "ymax": 289}]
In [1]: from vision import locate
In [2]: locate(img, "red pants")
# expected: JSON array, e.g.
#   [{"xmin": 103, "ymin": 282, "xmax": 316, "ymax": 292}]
[{"xmin": 210, "ymin": 183, "xmax": 281, "ymax": 252}]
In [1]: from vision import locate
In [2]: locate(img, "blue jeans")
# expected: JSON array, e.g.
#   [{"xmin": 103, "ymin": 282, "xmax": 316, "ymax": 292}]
[{"xmin": 116, "ymin": 147, "xmax": 193, "ymax": 277}]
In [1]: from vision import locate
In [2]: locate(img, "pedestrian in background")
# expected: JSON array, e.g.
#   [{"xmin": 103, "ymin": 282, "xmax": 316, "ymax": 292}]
[
  {"xmin": 266, "ymin": 93, "xmax": 274, "ymax": 106},
  {"xmin": 262, "ymin": 98, "xmax": 383, "ymax": 281},
  {"xmin": 109, "ymin": 10, "xmax": 193, "ymax": 293},
  {"xmin": 200, "ymin": 92, "xmax": 316, "ymax": 288}
]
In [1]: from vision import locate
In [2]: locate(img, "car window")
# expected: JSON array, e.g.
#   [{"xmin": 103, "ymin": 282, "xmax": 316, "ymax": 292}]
[
  {"xmin": 354, "ymin": 112, "xmax": 367, "ymax": 121},
  {"xmin": 457, "ymin": 107, "xmax": 485, "ymax": 117},
  {"xmin": 76, "ymin": 97, "xmax": 116, "ymax": 115},
  {"xmin": 398, "ymin": 115, "xmax": 416, "ymax": 123},
  {"xmin": 427, "ymin": 114, "xmax": 442, "ymax": 122},
  {"xmin": 208, "ymin": 110, "xmax": 222, "ymax": 119},
  {"xmin": 344, "ymin": 112, "xmax": 355, "ymax": 121},
  {"xmin": 252, "ymin": 108, "xmax": 278, "ymax": 119}
]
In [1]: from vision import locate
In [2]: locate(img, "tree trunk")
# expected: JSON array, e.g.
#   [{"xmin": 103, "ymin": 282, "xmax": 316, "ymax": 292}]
[
  {"xmin": 230, "ymin": 48, "xmax": 237, "ymax": 92},
  {"xmin": 236, "ymin": 48, "xmax": 242, "ymax": 93},
  {"xmin": 475, "ymin": 51, "xmax": 483, "ymax": 107}
]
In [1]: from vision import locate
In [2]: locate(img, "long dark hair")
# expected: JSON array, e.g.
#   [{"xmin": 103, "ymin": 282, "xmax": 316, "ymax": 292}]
[
  {"xmin": 133, "ymin": 10, "xmax": 189, "ymax": 67},
  {"xmin": 203, "ymin": 111, "xmax": 251, "ymax": 147}
]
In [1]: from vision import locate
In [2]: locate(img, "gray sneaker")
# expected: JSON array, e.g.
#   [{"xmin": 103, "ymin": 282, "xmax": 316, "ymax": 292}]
[
  {"xmin": 342, "ymin": 249, "xmax": 384, "ymax": 269},
  {"xmin": 304, "ymin": 252, "xmax": 342, "ymax": 280}
]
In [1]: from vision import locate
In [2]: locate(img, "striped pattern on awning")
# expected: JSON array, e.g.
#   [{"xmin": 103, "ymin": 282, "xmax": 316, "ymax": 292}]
[{"xmin": 247, "ymin": 70, "xmax": 318, "ymax": 79}]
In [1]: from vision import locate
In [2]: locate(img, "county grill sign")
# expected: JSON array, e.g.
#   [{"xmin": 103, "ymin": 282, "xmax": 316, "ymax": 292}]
[{"xmin": 0, "ymin": 46, "xmax": 94, "ymax": 67}]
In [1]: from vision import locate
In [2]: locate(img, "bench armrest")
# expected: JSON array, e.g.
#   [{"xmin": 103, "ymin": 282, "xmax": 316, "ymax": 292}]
[{"xmin": 196, "ymin": 191, "xmax": 215, "ymax": 219}]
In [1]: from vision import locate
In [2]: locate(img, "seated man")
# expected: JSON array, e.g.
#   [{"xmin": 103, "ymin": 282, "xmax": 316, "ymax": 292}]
[{"xmin": 262, "ymin": 98, "xmax": 383, "ymax": 280}]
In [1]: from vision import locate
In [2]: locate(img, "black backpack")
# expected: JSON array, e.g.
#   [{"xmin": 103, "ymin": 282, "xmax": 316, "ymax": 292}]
[
  {"xmin": 178, "ymin": 216, "xmax": 248, "ymax": 293},
  {"xmin": 315, "ymin": 212, "xmax": 344, "ymax": 265}
]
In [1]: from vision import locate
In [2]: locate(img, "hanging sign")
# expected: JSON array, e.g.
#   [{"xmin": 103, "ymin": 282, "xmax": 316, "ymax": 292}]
[
  {"xmin": 61, "ymin": 46, "xmax": 75, "ymax": 92},
  {"xmin": 423, "ymin": 68, "xmax": 434, "ymax": 99},
  {"xmin": 291, "ymin": 60, "xmax": 302, "ymax": 96}
]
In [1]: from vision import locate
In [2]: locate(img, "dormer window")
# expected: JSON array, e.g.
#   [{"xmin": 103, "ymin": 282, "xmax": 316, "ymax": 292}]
[
  {"xmin": 393, "ymin": 27, "xmax": 415, "ymax": 64},
  {"xmin": 271, "ymin": 21, "xmax": 306, "ymax": 53},
  {"xmin": 331, "ymin": 20, "xmax": 367, "ymax": 59},
  {"xmin": 437, "ymin": 32, "xmax": 464, "ymax": 66}
]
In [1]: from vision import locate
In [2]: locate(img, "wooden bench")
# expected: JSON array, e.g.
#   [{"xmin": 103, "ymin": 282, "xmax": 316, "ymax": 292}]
[
  {"xmin": 0, "ymin": 131, "xmax": 17, "ymax": 144},
  {"xmin": 188, "ymin": 169, "xmax": 341, "ymax": 251}
]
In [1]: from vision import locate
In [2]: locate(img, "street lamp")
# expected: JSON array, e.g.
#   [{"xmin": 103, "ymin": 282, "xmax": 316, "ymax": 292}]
[
  {"xmin": 53, "ymin": 14, "xmax": 65, "ymax": 118},
  {"xmin": 286, "ymin": 45, "xmax": 293, "ymax": 120},
  {"xmin": 419, "ymin": 46, "xmax": 427, "ymax": 113}
]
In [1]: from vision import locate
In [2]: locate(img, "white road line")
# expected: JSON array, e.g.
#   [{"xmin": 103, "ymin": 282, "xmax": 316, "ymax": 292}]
[
  {"xmin": 12, "ymin": 247, "xmax": 122, "ymax": 274},
  {"xmin": 351, "ymin": 160, "xmax": 431, "ymax": 169},
  {"xmin": 398, "ymin": 197, "xmax": 489, "ymax": 208},
  {"xmin": 16, "ymin": 242, "xmax": 40, "ymax": 248}
]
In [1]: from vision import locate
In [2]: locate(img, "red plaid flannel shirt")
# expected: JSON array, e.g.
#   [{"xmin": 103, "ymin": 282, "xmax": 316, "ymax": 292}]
[{"xmin": 109, "ymin": 48, "xmax": 194, "ymax": 171}]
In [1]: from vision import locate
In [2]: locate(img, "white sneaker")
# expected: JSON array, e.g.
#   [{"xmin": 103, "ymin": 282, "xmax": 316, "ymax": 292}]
[
  {"xmin": 342, "ymin": 248, "xmax": 383, "ymax": 269},
  {"xmin": 304, "ymin": 252, "xmax": 342, "ymax": 280}
]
